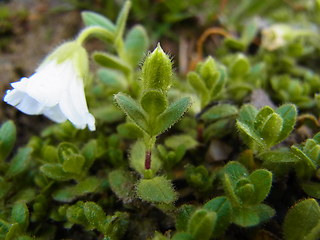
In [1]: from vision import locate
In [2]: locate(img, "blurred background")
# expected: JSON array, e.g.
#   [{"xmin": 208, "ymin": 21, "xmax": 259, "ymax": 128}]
[{"xmin": 0, "ymin": 0, "xmax": 317, "ymax": 142}]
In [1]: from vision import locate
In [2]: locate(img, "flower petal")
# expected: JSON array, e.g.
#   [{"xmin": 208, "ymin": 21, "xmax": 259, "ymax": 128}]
[
  {"xmin": 43, "ymin": 105, "xmax": 67, "ymax": 123},
  {"xmin": 59, "ymin": 74, "xmax": 95, "ymax": 130},
  {"xmin": 4, "ymin": 89, "xmax": 44, "ymax": 115}
]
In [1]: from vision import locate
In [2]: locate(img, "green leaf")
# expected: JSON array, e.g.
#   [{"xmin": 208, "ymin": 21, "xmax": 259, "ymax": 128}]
[
  {"xmin": 176, "ymin": 205, "xmax": 196, "ymax": 232},
  {"xmin": 276, "ymin": 104, "xmax": 297, "ymax": 143},
  {"xmin": 248, "ymin": 169, "xmax": 272, "ymax": 204},
  {"xmin": 142, "ymin": 44, "xmax": 173, "ymax": 92},
  {"xmin": 199, "ymin": 56, "xmax": 219, "ymax": 87},
  {"xmin": 140, "ymin": 90, "xmax": 168, "ymax": 116},
  {"xmin": 6, "ymin": 147, "xmax": 32, "ymax": 178},
  {"xmin": 117, "ymin": 122, "xmax": 144, "ymax": 139},
  {"xmin": 41, "ymin": 145, "xmax": 58, "ymax": 163},
  {"xmin": 232, "ymin": 204, "xmax": 275, "ymax": 227},
  {"xmin": 52, "ymin": 177, "xmax": 101, "ymax": 202},
  {"xmin": 164, "ymin": 134, "xmax": 198, "ymax": 150},
  {"xmin": 40, "ymin": 163, "xmax": 73, "ymax": 181},
  {"xmin": 136, "ymin": 176, "xmax": 177, "ymax": 204},
  {"xmin": 66, "ymin": 201, "xmax": 89, "ymax": 226},
  {"xmin": 92, "ymin": 105, "xmax": 124, "ymax": 123},
  {"xmin": 0, "ymin": 120, "xmax": 16, "ymax": 161},
  {"xmin": 301, "ymin": 182, "xmax": 320, "ymax": 198},
  {"xmin": 187, "ymin": 209, "xmax": 216, "ymax": 240},
  {"xmin": 187, "ymin": 71, "xmax": 209, "ymax": 107},
  {"xmin": 124, "ymin": 25, "xmax": 149, "ymax": 67},
  {"xmin": 108, "ymin": 169, "xmax": 136, "ymax": 203},
  {"xmin": 129, "ymin": 141, "xmax": 162, "ymax": 175},
  {"xmin": 98, "ymin": 68, "xmax": 127, "ymax": 90},
  {"xmin": 238, "ymin": 104, "xmax": 258, "ymax": 126},
  {"xmin": 81, "ymin": 11, "xmax": 116, "ymax": 33},
  {"xmin": 254, "ymin": 106, "xmax": 274, "ymax": 131},
  {"xmin": 114, "ymin": 93, "xmax": 148, "ymax": 133},
  {"xmin": 62, "ymin": 154, "xmax": 85, "ymax": 174},
  {"xmin": 230, "ymin": 54, "xmax": 250, "ymax": 78},
  {"xmin": 114, "ymin": 0, "xmax": 131, "ymax": 43},
  {"xmin": 260, "ymin": 113, "xmax": 283, "ymax": 147},
  {"xmin": 57, "ymin": 142, "xmax": 79, "ymax": 164},
  {"xmin": 81, "ymin": 140, "xmax": 98, "ymax": 172},
  {"xmin": 236, "ymin": 120, "xmax": 264, "ymax": 149},
  {"xmin": 200, "ymin": 104, "xmax": 238, "ymax": 122},
  {"xmin": 203, "ymin": 196, "xmax": 232, "ymax": 237},
  {"xmin": 83, "ymin": 202, "xmax": 106, "ymax": 230},
  {"xmin": 283, "ymin": 199, "xmax": 320, "ymax": 240},
  {"xmin": 172, "ymin": 232, "xmax": 193, "ymax": 240},
  {"xmin": 154, "ymin": 97, "xmax": 192, "ymax": 136},
  {"xmin": 11, "ymin": 202, "xmax": 29, "ymax": 231},
  {"xmin": 259, "ymin": 149, "xmax": 300, "ymax": 163},
  {"xmin": 93, "ymin": 52, "xmax": 131, "ymax": 75}
]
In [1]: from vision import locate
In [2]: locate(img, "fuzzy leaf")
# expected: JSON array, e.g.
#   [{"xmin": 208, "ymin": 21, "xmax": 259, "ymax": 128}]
[
  {"xmin": 140, "ymin": 90, "xmax": 168, "ymax": 116},
  {"xmin": 238, "ymin": 104, "xmax": 258, "ymax": 125},
  {"xmin": 142, "ymin": 44, "xmax": 172, "ymax": 92},
  {"xmin": 187, "ymin": 209, "xmax": 216, "ymax": 240},
  {"xmin": 114, "ymin": 93, "xmax": 148, "ymax": 133},
  {"xmin": 248, "ymin": 169, "xmax": 272, "ymax": 204},
  {"xmin": 154, "ymin": 97, "xmax": 192, "ymax": 136},
  {"xmin": 66, "ymin": 201, "xmax": 88, "ymax": 226},
  {"xmin": 176, "ymin": 205, "xmax": 196, "ymax": 232},
  {"xmin": 260, "ymin": 113, "xmax": 283, "ymax": 147},
  {"xmin": 108, "ymin": 169, "xmax": 136, "ymax": 203},
  {"xmin": 283, "ymin": 199, "xmax": 320, "ymax": 240},
  {"xmin": 230, "ymin": 54, "xmax": 250, "ymax": 78},
  {"xmin": 164, "ymin": 134, "xmax": 198, "ymax": 150},
  {"xmin": 0, "ymin": 120, "xmax": 16, "ymax": 161},
  {"xmin": 114, "ymin": 0, "xmax": 131, "ymax": 42},
  {"xmin": 98, "ymin": 68, "xmax": 127, "ymax": 90},
  {"xmin": 93, "ymin": 52, "xmax": 131, "ymax": 75},
  {"xmin": 200, "ymin": 104, "xmax": 238, "ymax": 122},
  {"xmin": 254, "ymin": 106, "xmax": 274, "ymax": 131},
  {"xmin": 203, "ymin": 196, "xmax": 232, "ymax": 237},
  {"xmin": 6, "ymin": 147, "xmax": 32, "ymax": 178},
  {"xmin": 117, "ymin": 122, "xmax": 144, "ymax": 139},
  {"xmin": 83, "ymin": 202, "xmax": 106, "ymax": 230},
  {"xmin": 301, "ymin": 182, "xmax": 320, "ymax": 198},
  {"xmin": 232, "ymin": 204, "xmax": 275, "ymax": 227},
  {"xmin": 52, "ymin": 177, "xmax": 101, "ymax": 202},
  {"xmin": 40, "ymin": 163, "xmax": 73, "ymax": 181},
  {"xmin": 136, "ymin": 176, "xmax": 177, "ymax": 204},
  {"xmin": 81, "ymin": 140, "xmax": 98, "ymax": 172},
  {"xmin": 129, "ymin": 141, "xmax": 162, "ymax": 175},
  {"xmin": 276, "ymin": 104, "xmax": 297, "ymax": 143},
  {"xmin": 57, "ymin": 142, "xmax": 79, "ymax": 164},
  {"xmin": 187, "ymin": 71, "xmax": 209, "ymax": 107},
  {"xmin": 81, "ymin": 11, "xmax": 116, "ymax": 33},
  {"xmin": 11, "ymin": 202, "xmax": 29, "ymax": 231},
  {"xmin": 259, "ymin": 149, "xmax": 300, "ymax": 163},
  {"xmin": 62, "ymin": 154, "xmax": 85, "ymax": 174},
  {"xmin": 124, "ymin": 25, "xmax": 149, "ymax": 67}
]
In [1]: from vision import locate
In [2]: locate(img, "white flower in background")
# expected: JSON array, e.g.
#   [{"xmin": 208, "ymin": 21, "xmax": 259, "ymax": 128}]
[
  {"xmin": 3, "ymin": 41, "xmax": 96, "ymax": 131},
  {"xmin": 261, "ymin": 24, "xmax": 292, "ymax": 51}
]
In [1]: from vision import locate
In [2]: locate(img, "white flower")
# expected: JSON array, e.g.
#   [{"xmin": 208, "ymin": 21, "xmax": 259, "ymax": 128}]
[
  {"xmin": 3, "ymin": 41, "xmax": 95, "ymax": 131},
  {"xmin": 261, "ymin": 24, "xmax": 291, "ymax": 51}
]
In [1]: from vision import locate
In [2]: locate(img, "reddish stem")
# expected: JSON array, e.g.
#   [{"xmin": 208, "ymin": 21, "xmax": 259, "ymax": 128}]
[
  {"xmin": 145, "ymin": 150, "xmax": 152, "ymax": 169},
  {"xmin": 197, "ymin": 124, "xmax": 204, "ymax": 142}
]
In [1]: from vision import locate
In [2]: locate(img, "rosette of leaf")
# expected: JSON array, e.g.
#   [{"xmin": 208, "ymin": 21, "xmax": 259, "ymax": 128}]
[
  {"xmin": 173, "ymin": 197, "xmax": 232, "ymax": 239},
  {"xmin": 222, "ymin": 161, "xmax": 274, "ymax": 227},
  {"xmin": 38, "ymin": 141, "xmax": 103, "ymax": 203},
  {"xmin": 114, "ymin": 45, "xmax": 191, "ymax": 205},
  {"xmin": 199, "ymin": 103, "xmax": 238, "ymax": 140},
  {"xmin": 187, "ymin": 56, "xmax": 226, "ymax": 109},
  {"xmin": 271, "ymin": 75, "xmax": 315, "ymax": 109},
  {"xmin": 63, "ymin": 201, "xmax": 129, "ymax": 239},
  {"xmin": 236, "ymin": 104, "xmax": 297, "ymax": 153},
  {"xmin": 82, "ymin": 1, "xmax": 149, "ymax": 92},
  {"xmin": 290, "ymin": 132, "xmax": 320, "ymax": 198},
  {"xmin": 283, "ymin": 199, "xmax": 320, "ymax": 240},
  {"xmin": 0, "ymin": 202, "xmax": 32, "ymax": 239},
  {"xmin": 226, "ymin": 54, "xmax": 266, "ymax": 101}
]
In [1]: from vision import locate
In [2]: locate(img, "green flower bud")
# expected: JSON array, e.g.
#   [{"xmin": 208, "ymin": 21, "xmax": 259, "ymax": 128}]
[{"xmin": 141, "ymin": 44, "xmax": 172, "ymax": 92}]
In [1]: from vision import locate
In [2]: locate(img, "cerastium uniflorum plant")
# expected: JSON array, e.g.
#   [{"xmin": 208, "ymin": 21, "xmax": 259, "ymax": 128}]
[
  {"xmin": 114, "ymin": 44, "xmax": 192, "ymax": 206},
  {"xmin": 2, "ymin": 0, "xmax": 320, "ymax": 239}
]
